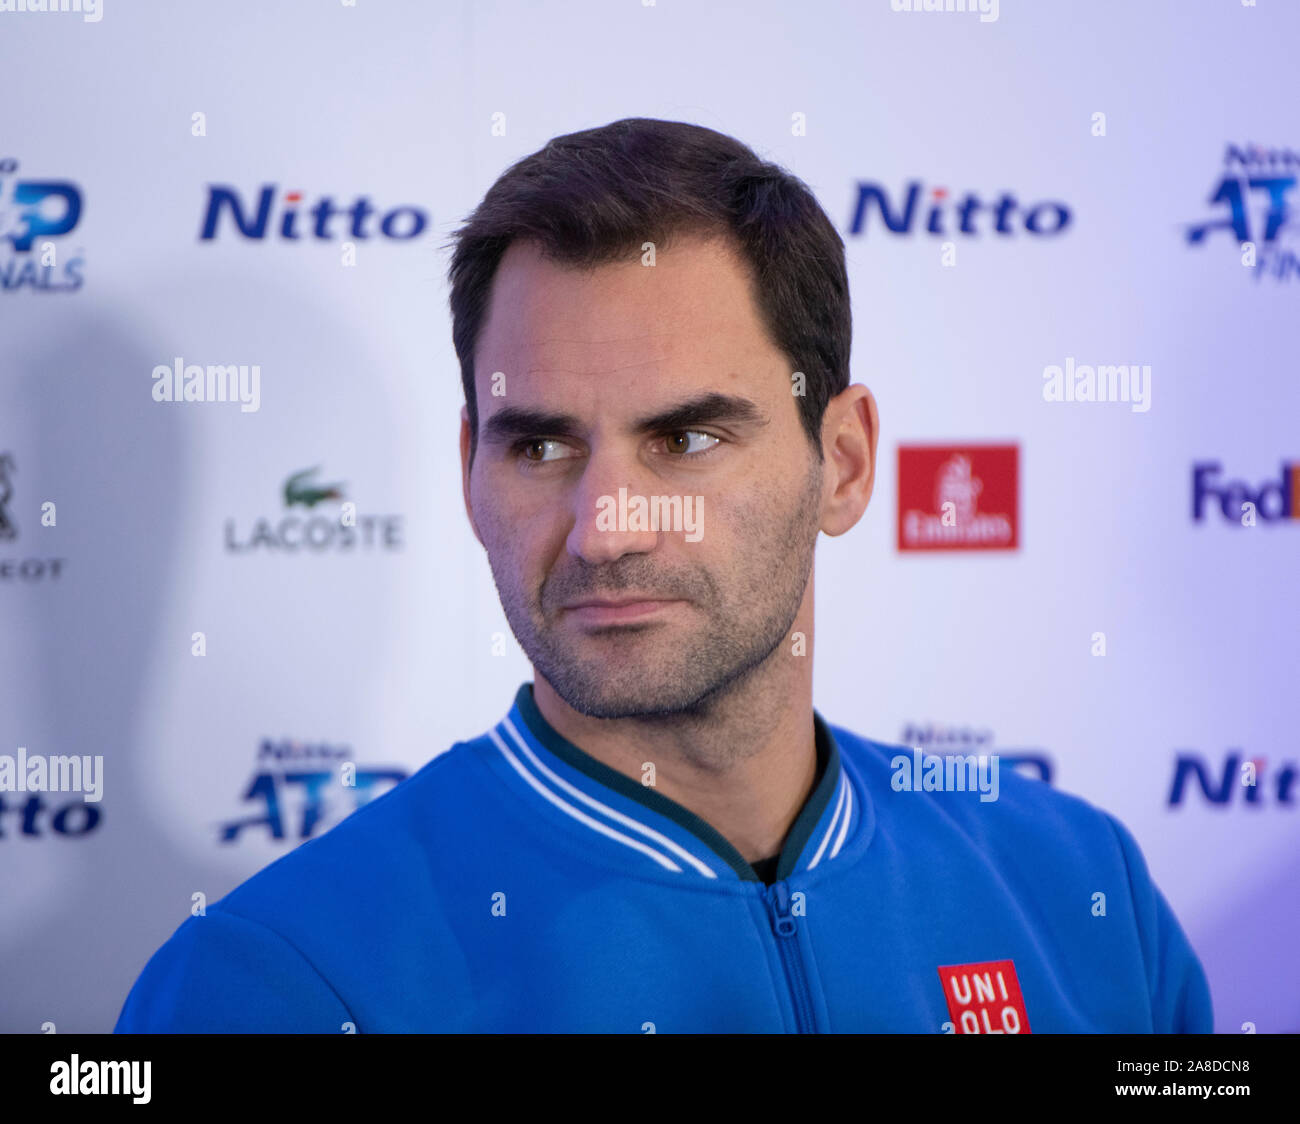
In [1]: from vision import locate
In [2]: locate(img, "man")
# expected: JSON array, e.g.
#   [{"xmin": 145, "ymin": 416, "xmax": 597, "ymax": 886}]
[{"xmin": 116, "ymin": 118, "xmax": 1212, "ymax": 1033}]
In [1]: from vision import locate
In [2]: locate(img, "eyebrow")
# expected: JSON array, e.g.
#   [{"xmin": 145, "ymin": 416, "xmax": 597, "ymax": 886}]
[{"xmin": 479, "ymin": 392, "xmax": 769, "ymax": 446}]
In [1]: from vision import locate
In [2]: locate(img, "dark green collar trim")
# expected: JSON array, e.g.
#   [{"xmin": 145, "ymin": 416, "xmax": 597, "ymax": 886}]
[
  {"xmin": 774, "ymin": 717, "xmax": 836, "ymax": 883},
  {"xmin": 512, "ymin": 683, "xmax": 839, "ymax": 884}
]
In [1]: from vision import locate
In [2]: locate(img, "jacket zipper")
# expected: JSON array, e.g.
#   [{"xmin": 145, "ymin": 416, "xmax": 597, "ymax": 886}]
[{"xmin": 766, "ymin": 880, "xmax": 816, "ymax": 1033}]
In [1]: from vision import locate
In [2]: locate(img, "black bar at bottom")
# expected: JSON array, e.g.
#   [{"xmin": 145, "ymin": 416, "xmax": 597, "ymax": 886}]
[{"xmin": 1, "ymin": 1031, "xmax": 1291, "ymax": 1110}]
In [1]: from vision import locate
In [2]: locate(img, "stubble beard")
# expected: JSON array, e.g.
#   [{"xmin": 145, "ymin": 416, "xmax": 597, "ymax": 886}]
[{"xmin": 488, "ymin": 456, "xmax": 824, "ymax": 721}]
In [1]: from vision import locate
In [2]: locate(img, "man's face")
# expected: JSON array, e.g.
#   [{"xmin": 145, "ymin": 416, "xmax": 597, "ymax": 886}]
[{"xmin": 463, "ymin": 234, "xmax": 825, "ymax": 719}]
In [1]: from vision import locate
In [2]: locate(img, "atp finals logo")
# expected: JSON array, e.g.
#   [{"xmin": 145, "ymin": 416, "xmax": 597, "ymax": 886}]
[
  {"xmin": 1186, "ymin": 143, "xmax": 1300, "ymax": 282},
  {"xmin": 902, "ymin": 722, "xmax": 1053, "ymax": 784},
  {"xmin": 0, "ymin": 157, "xmax": 85, "ymax": 293},
  {"xmin": 218, "ymin": 738, "xmax": 406, "ymax": 844}
]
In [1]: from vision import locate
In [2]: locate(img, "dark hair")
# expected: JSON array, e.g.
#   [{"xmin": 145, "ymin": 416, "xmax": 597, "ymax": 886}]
[{"xmin": 445, "ymin": 117, "xmax": 851, "ymax": 463}]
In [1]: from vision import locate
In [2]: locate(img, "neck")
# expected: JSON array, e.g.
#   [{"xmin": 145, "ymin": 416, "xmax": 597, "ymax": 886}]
[{"xmin": 531, "ymin": 580, "xmax": 816, "ymax": 865}]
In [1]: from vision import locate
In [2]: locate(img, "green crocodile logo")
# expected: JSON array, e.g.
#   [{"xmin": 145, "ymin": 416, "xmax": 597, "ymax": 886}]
[{"xmin": 283, "ymin": 467, "xmax": 345, "ymax": 509}]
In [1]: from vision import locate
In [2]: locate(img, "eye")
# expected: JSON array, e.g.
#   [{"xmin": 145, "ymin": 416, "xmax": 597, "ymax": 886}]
[
  {"xmin": 518, "ymin": 438, "xmax": 575, "ymax": 464},
  {"xmin": 662, "ymin": 430, "xmax": 720, "ymax": 456}
]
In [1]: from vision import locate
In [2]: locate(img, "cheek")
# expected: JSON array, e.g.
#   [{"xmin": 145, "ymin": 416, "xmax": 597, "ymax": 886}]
[
  {"xmin": 698, "ymin": 471, "xmax": 814, "ymax": 588},
  {"xmin": 711, "ymin": 473, "xmax": 786, "ymax": 540},
  {"xmin": 472, "ymin": 468, "xmax": 525, "ymax": 542},
  {"xmin": 476, "ymin": 481, "xmax": 565, "ymax": 578}
]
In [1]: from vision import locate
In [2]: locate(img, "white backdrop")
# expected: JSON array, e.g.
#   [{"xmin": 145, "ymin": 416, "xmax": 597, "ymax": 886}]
[{"xmin": 1, "ymin": 0, "xmax": 1296, "ymax": 1033}]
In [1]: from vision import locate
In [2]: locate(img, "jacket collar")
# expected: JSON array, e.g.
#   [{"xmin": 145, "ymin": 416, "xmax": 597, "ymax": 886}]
[{"xmin": 485, "ymin": 682, "xmax": 866, "ymax": 884}]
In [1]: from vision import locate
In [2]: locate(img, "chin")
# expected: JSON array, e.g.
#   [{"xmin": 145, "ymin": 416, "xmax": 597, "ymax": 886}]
[{"xmin": 546, "ymin": 659, "xmax": 725, "ymax": 720}]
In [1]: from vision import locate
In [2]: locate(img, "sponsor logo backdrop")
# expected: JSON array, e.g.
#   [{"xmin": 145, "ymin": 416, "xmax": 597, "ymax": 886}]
[{"xmin": 0, "ymin": 0, "xmax": 1295, "ymax": 1032}]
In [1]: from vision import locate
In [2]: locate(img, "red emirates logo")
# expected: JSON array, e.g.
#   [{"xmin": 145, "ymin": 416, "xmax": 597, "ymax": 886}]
[
  {"xmin": 898, "ymin": 444, "xmax": 1019, "ymax": 551},
  {"xmin": 937, "ymin": 959, "xmax": 1032, "ymax": 1034}
]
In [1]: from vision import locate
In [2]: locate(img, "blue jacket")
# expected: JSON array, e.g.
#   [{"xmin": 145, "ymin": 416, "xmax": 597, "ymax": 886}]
[{"xmin": 115, "ymin": 683, "xmax": 1213, "ymax": 1033}]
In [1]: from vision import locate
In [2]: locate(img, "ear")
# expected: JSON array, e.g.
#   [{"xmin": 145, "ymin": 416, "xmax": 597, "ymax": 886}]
[
  {"xmin": 459, "ymin": 405, "xmax": 484, "ymax": 546},
  {"xmin": 820, "ymin": 384, "xmax": 879, "ymax": 537}
]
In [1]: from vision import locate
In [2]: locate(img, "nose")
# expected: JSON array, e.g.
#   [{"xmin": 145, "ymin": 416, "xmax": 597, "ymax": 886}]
[{"xmin": 565, "ymin": 447, "xmax": 661, "ymax": 566}]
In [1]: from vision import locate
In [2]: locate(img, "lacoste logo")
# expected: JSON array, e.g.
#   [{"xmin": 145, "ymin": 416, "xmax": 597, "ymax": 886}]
[{"xmin": 283, "ymin": 466, "xmax": 345, "ymax": 509}]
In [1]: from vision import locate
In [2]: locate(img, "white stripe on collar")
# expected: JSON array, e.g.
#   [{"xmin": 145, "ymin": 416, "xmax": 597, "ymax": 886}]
[
  {"xmin": 491, "ymin": 719, "xmax": 722, "ymax": 879},
  {"xmin": 806, "ymin": 772, "xmax": 851, "ymax": 871}
]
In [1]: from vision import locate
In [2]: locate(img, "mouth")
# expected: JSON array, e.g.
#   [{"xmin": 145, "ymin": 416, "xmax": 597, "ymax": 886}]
[{"xmin": 560, "ymin": 597, "xmax": 685, "ymax": 626}]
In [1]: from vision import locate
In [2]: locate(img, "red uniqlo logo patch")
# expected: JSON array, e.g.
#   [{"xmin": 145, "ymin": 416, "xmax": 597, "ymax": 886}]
[
  {"xmin": 897, "ymin": 444, "xmax": 1019, "ymax": 551},
  {"xmin": 937, "ymin": 959, "xmax": 1032, "ymax": 1034}
]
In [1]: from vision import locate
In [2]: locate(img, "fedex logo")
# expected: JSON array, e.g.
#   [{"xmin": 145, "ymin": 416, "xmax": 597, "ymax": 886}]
[{"xmin": 1192, "ymin": 461, "xmax": 1298, "ymax": 525}]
